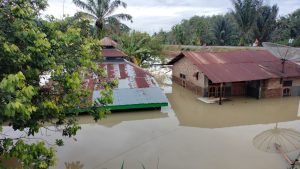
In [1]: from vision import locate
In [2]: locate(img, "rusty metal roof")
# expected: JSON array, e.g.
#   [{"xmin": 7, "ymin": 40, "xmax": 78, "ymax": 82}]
[
  {"xmin": 169, "ymin": 50, "xmax": 300, "ymax": 83},
  {"xmin": 100, "ymin": 37, "xmax": 118, "ymax": 47},
  {"xmin": 102, "ymin": 48, "xmax": 127, "ymax": 58},
  {"xmin": 83, "ymin": 60, "xmax": 168, "ymax": 107}
]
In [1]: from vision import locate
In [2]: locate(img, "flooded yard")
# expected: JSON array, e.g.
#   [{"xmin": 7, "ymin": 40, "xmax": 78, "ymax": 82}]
[
  {"xmin": 2, "ymin": 83, "xmax": 300, "ymax": 169},
  {"xmin": 50, "ymin": 83, "xmax": 300, "ymax": 169}
]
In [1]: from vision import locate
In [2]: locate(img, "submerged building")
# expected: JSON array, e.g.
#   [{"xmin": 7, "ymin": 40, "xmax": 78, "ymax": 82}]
[
  {"xmin": 82, "ymin": 37, "xmax": 168, "ymax": 111},
  {"xmin": 168, "ymin": 50, "xmax": 300, "ymax": 99}
]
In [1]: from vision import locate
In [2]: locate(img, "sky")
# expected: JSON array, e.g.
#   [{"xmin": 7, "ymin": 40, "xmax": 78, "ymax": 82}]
[{"xmin": 43, "ymin": 0, "xmax": 300, "ymax": 34}]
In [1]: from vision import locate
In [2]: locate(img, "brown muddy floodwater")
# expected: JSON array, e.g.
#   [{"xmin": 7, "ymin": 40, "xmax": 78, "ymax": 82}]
[{"xmin": 2, "ymin": 83, "xmax": 300, "ymax": 169}]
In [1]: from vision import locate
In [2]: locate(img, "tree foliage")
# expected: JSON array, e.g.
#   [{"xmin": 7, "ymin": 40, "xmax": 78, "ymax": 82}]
[
  {"xmin": 156, "ymin": 15, "xmax": 239, "ymax": 46},
  {"xmin": 253, "ymin": 4, "xmax": 278, "ymax": 45},
  {"xmin": 73, "ymin": 0, "xmax": 132, "ymax": 38},
  {"xmin": 272, "ymin": 9, "xmax": 300, "ymax": 46},
  {"xmin": 157, "ymin": 0, "xmax": 298, "ymax": 47},
  {"xmin": 0, "ymin": 0, "xmax": 112, "ymax": 168},
  {"xmin": 231, "ymin": 0, "xmax": 263, "ymax": 46},
  {"xmin": 212, "ymin": 14, "xmax": 240, "ymax": 46},
  {"xmin": 118, "ymin": 31, "xmax": 163, "ymax": 66}
]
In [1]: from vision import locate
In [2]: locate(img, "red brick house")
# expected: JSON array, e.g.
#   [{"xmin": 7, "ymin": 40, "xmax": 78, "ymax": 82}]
[{"xmin": 168, "ymin": 50, "xmax": 300, "ymax": 99}]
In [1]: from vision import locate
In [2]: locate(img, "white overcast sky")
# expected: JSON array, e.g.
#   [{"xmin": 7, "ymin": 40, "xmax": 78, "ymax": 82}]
[{"xmin": 43, "ymin": 0, "xmax": 300, "ymax": 34}]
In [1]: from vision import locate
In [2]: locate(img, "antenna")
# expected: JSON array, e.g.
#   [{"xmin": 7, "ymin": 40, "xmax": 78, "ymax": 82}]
[{"xmin": 262, "ymin": 42, "xmax": 300, "ymax": 73}]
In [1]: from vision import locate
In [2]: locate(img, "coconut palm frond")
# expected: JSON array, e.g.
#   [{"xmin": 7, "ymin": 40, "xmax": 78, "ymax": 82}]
[
  {"xmin": 105, "ymin": 0, "xmax": 127, "ymax": 16},
  {"xmin": 104, "ymin": 17, "xmax": 119, "ymax": 33},
  {"xmin": 87, "ymin": 0, "xmax": 97, "ymax": 12},
  {"xmin": 111, "ymin": 13, "xmax": 132, "ymax": 22},
  {"xmin": 73, "ymin": 0, "xmax": 96, "ymax": 15},
  {"xmin": 73, "ymin": 0, "xmax": 132, "ymax": 38},
  {"xmin": 75, "ymin": 11, "xmax": 97, "ymax": 20}
]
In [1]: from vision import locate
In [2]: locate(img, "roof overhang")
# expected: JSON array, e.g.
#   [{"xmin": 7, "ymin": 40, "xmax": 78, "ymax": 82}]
[{"xmin": 168, "ymin": 50, "xmax": 300, "ymax": 83}]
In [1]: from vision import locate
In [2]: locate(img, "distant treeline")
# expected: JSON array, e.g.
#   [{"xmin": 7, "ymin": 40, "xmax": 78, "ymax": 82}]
[{"xmin": 153, "ymin": 1, "xmax": 300, "ymax": 47}]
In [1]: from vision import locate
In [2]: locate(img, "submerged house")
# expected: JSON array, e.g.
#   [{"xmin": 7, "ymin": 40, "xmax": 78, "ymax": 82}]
[
  {"xmin": 82, "ymin": 37, "xmax": 168, "ymax": 111},
  {"xmin": 168, "ymin": 50, "xmax": 300, "ymax": 99}
]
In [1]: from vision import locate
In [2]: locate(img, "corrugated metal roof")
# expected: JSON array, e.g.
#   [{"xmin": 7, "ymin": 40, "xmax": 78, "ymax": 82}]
[
  {"xmin": 100, "ymin": 37, "xmax": 118, "ymax": 47},
  {"xmin": 93, "ymin": 88, "xmax": 167, "ymax": 106},
  {"xmin": 169, "ymin": 50, "xmax": 300, "ymax": 83},
  {"xmin": 101, "ymin": 61, "xmax": 155, "ymax": 88},
  {"xmin": 83, "ymin": 60, "xmax": 168, "ymax": 107},
  {"xmin": 102, "ymin": 48, "xmax": 127, "ymax": 58}
]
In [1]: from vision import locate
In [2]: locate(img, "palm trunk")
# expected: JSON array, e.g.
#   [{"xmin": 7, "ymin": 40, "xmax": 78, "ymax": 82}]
[{"xmin": 95, "ymin": 20, "xmax": 105, "ymax": 39}]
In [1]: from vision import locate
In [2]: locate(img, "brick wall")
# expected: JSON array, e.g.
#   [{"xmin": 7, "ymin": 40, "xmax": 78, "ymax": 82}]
[
  {"xmin": 262, "ymin": 79, "xmax": 282, "ymax": 98},
  {"xmin": 263, "ymin": 88, "xmax": 282, "ymax": 98},
  {"xmin": 172, "ymin": 57, "xmax": 206, "ymax": 88},
  {"xmin": 172, "ymin": 76, "xmax": 203, "ymax": 96},
  {"xmin": 265, "ymin": 79, "xmax": 281, "ymax": 89}
]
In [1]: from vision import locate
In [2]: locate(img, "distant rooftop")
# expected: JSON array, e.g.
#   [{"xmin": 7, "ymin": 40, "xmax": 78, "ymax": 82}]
[
  {"xmin": 169, "ymin": 50, "xmax": 300, "ymax": 83},
  {"xmin": 100, "ymin": 37, "xmax": 118, "ymax": 47},
  {"xmin": 102, "ymin": 48, "xmax": 127, "ymax": 58}
]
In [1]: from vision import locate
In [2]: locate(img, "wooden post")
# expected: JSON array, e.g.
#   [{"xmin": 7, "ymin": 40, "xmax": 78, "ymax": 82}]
[
  {"xmin": 219, "ymin": 83, "xmax": 223, "ymax": 105},
  {"xmin": 257, "ymin": 80, "xmax": 262, "ymax": 99}
]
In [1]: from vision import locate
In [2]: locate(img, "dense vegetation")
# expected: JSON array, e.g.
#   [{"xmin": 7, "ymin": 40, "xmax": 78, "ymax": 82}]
[
  {"xmin": 0, "ymin": 0, "xmax": 114, "ymax": 168},
  {"xmin": 117, "ymin": 31, "xmax": 164, "ymax": 66},
  {"xmin": 72, "ymin": 0, "xmax": 163, "ymax": 66},
  {"xmin": 154, "ymin": 1, "xmax": 300, "ymax": 47},
  {"xmin": 73, "ymin": 0, "xmax": 132, "ymax": 38},
  {"xmin": 0, "ymin": 0, "xmax": 299, "ymax": 168}
]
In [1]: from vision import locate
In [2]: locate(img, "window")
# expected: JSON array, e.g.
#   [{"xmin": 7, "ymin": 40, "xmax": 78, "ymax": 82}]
[
  {"xmin": 283, "ymin": 80, "xmax": 292, "ymax": 87},
  {"xmin": 194, "ymin": 72, "xmax": 199, "ymax": 80},
  {"xmin": 180, "ymin": 73, "xmax": 186, "ymax": 79},
  {"xmin": 283, "ymin": 88, "xmax": 291, "ymax": 97}
]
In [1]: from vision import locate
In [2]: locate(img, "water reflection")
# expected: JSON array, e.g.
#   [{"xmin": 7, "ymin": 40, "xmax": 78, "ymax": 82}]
[
  {"xmin": 3, "ymin": 80, "xmax": 300, "ymax": 169},
  {"xmin": 78, "ymin": 110, "xmax": 169, "ymax": 127},
  {"xmin": 65, "ymin": 161, "xmax": 84, "ymax": 169},
  {"xmin": 0, "ymin": 157, "xmax": 21, "ymax": 169},
  {"xmin": 168, "ymin": 83, "xmax": 300, "ymax": 128}
]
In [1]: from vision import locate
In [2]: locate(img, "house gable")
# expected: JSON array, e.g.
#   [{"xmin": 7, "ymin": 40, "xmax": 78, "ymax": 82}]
[{"xmin": 173, "ymin": 57, "xmax": 206, "ymax": 88}]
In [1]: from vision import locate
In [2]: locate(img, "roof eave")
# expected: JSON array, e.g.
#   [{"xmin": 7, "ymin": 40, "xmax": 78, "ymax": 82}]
[{"xmin": 167, "ymin": 52, "xmax": 185, "ymax": 65}]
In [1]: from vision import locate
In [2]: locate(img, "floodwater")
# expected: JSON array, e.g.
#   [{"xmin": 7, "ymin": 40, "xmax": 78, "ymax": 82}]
[{"xmin": 2, "ymin": 83, "xmax": 300, "ymax": 169}]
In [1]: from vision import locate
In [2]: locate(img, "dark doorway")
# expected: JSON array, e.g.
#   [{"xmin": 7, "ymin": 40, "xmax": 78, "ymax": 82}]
[{"xmin": 246, "ymin": 80, "xmax": 261, "ymax": 98}]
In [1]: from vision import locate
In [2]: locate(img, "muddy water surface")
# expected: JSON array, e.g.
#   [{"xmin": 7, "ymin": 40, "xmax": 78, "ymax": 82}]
[
  {"xmin": 3, "ymin": 83, "xmax": 300, "ymax": 169},
  {"xmin": 50, "ymin": 83, "xmax": 300, "ymax": 169}
]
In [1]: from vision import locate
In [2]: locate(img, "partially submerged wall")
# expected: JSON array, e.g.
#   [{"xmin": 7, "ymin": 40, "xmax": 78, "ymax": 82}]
[
  {"xmin": 172, "ymin": 57, "xmax": 206, "ymax": 96},
  {"xmin": 262, "ymin": 77, "xmax": 300, "ymax": 98},
  {"xmin": 262, "ymin": 79, "xmax": 282, "ymax": 98}
]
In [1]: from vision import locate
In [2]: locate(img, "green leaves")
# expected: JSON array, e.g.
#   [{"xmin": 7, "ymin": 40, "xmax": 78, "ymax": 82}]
[
  {"xmin": 0, "ymin": 72, "xmax": 37, "ymax": 118},
  {"xmin": 73, "ymin": 0, "xmax": 132, "ymax": 38},
  {"xmin": 119, "ymin": 31, "xmax": 163, "ymax": 66},
  {"xmin": 1, "ymin": 0, "xmax": 112, "ymax": 168},
  {"xmin": 8, "ymin": 140, "xmax": 56, "ymax": 169},
  {"xmin": 3, "ymin": 43, "xmax": 20, "ymax": 53}
]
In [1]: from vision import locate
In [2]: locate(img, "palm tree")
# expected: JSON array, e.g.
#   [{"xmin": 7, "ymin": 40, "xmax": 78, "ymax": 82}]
[
  {"xmin": 213, "ymin": 16, "xmax": 234, "ymax": 46},
  {"xmin": 73, "ymin": 0, "xmax": 132, "ymax": 38},
  {"xmin": 118, "ymin": 32, "xmax": 163, "ymax": 66},
  {"xmin": 253, "ymin": 5, "xmax": 278, "ymax": 46},
  {"xmin": 231, "ymin": 0, "xmax": 262, "ymax": 46},
  {"xmin": 119, "ymin": 32, "xmax": 150, "ymax": 65}
]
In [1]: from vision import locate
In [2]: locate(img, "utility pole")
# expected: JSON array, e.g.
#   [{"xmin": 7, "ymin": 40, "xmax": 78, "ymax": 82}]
[{"xmin": 62, "ymin": 0, "xmax": 65, "ymax": 19}]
